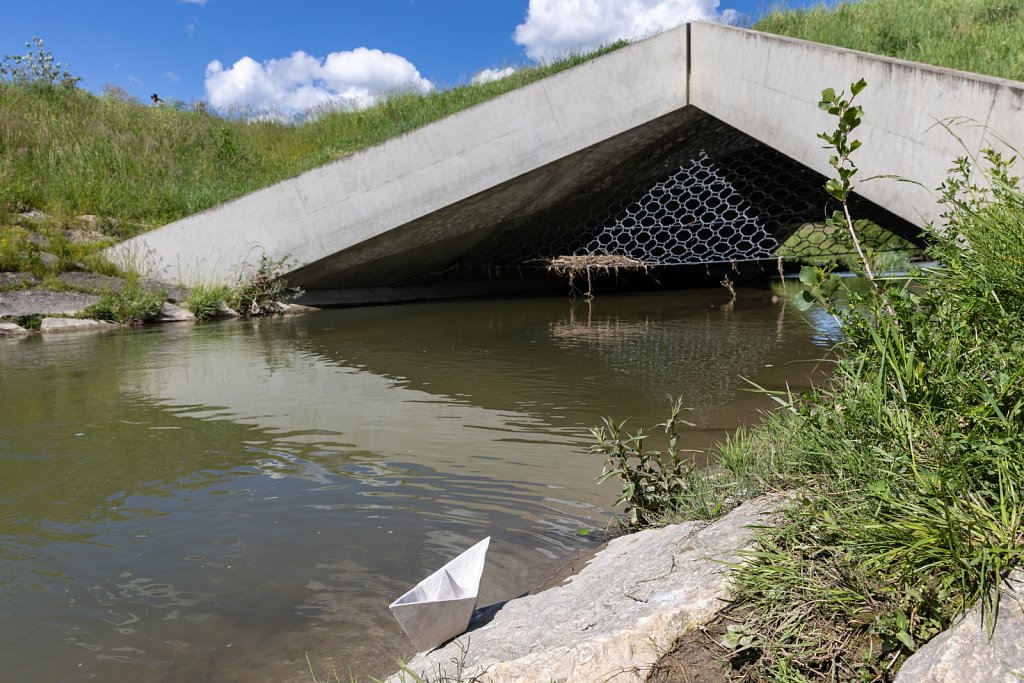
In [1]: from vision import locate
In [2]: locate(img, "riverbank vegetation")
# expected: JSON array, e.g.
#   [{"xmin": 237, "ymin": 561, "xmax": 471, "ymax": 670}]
[
  {"xmin": 754, "ymin": 0, "xmax": 1024, "ymax": 83},
  {"xmin": 594, "ymin": 86, "xmax": 1024, "ymax": 678},
  {"xmin": 0, "ymin": 40, "xmax": 625, "ymax": 230},
  {"xmin": 2, "ymin": 1, "xmax": 1020, "ymax": 233}
]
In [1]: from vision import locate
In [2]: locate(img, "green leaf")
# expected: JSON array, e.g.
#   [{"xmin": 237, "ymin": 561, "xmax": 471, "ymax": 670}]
[
  {"xmin": 798, "ymin": 265, "xmax": 819, "ymax": 286},
  {"xmin": 896, "ymin": 630, "xmax": 916, "ymax": 651},
  {"xmin": 851, "ymin": 78, "xmax": 867, "ymax": 96},
  {"xmin": 822, "ymin": 274, "xmax": 842, "ymax": 297},
  {"xmin": 825, "ymin": 178, "xmax": 846, "ymax": 199},
  {"xmin": 792, "ymin": 290, "xmax": 816, "ymax": 312},
  {"xmin": 820, "ymin": 87, "xmax": 836, "ymax": 102}
]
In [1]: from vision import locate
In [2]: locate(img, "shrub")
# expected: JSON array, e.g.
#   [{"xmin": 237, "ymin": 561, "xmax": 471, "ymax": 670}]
[
  {"xmin": 0, "ymin": 37, "xmax": 79, "ymax": 88},
  {"xmin": 228, "ymin": 255, "xmax": 302, "ymax": 317},
  {"xmin": 82, "ymin": 281, "xmax": 165, "ymax": 325}
]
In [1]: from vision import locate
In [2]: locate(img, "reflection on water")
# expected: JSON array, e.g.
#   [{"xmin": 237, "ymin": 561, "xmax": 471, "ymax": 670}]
[{"xmin": 0, "ymin": 288, "xmax": 830, "ymax": 681}]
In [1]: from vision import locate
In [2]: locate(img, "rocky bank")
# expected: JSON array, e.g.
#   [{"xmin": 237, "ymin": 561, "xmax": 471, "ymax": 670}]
[{"xmin": 388, "ymin": 497, "xmax": 1024, "ymax": 682}]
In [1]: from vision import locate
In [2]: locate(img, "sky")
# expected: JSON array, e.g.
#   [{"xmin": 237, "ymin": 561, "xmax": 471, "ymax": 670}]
[{"xmin": 2, "ymin": 1, "xmax": 825, "ymax": 117}]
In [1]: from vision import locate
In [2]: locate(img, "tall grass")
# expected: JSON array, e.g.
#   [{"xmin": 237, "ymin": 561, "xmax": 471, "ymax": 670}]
[
  {"xmin": 595, "ymin": 149, "xmax": 1024, "ymax": 679},
  {"xmin": 755, "ymin": 0, "xmax": 1024, "ymax": 82},
  {"xmin": 0, "ymin": 44, "xmax": 625, "ymax": 230}
]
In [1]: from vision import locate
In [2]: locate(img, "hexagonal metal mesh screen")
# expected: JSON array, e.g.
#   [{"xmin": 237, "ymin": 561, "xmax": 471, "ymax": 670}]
[{"xmin": 466, "ymin": 115, "xmax": 916, "ymax": 270}]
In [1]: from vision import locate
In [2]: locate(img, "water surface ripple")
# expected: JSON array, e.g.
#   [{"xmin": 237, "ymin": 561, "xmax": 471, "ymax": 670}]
[{"xmin": 0, "ymin": 289, "xmax": 829, "ymax": 681}]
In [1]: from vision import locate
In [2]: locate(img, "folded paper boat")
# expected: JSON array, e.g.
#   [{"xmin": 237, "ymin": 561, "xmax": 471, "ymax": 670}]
[{"xmin": 389, "ymin": 536, "xmax": 490, "ymax": 651}]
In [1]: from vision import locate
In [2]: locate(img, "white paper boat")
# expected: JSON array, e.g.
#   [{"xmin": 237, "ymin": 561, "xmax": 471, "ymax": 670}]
[{"xmin": 389, "ymin": 537, "xmax": 490, "ymax": 651}]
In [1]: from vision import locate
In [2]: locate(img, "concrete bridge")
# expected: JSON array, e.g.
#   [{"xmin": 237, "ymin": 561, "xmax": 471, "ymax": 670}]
[{"xmin": 110, "ymin": 22, "xmax": 1023, "ymax": 304}]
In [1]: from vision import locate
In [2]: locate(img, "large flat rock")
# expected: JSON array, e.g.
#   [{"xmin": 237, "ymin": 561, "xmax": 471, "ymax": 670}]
[
  {"xmin": 896, "ymin": 570, "xmax": 1024, "ymax": 683},
  {"xmin": 390, "ymin": 496, "xmax": 781, "ymax": 683},
  {"xmin": 0, "ymin": 289, "xmax": 100, "ymax": 317}
]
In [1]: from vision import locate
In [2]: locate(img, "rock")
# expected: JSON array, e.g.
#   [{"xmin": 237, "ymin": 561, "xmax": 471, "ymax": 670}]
[
  {"xmin": 276, "ymin": 302, "xmax": 321, "ymax": 315},
  {"xmin": 17, "ymin": 210, "xmax": 48, "ymax": 224},
  {"xmin": 215, "ymin": 302, "xmax": 240, "ymax": 318},
  {"xmin": 26, "ymin": 232, "xmax": 49, "ymax": 248},
  {"xmin": 139, "ymin": 278, "xmax": 189, "ymax": 303},
  {"xmin": 165, "ymin": 286, "xmax": 190, "ymax": 304},
  {"xmin": 57, "ymin": 272, "xmax": 126, "ymax": 293},
  {"xmin": 157, "ymin": 302, "xmax": 195, "ymax": 323},
  {"xmin": 895, "ymin": 570, "xmax": 1024, "ymax": 683},
  {"xmin": 390, "ymin": 496, "xmax": 783, "ymax": 683},
  {"xmin": 0, "ymin": 321, "xmax": 30, "ymax": 336},
  {"xmin": 0, "ymin": 290, "xmax": 100, "ymax": 317},
  {"xmin": 65, "ymin": 228, "xmax": 110, "ymax": 245},
  {"xmin": 38, "ymin": 252, "xmax": 59, "ymax": 269},
  {"xmin": 0, "ymin": 272, "xmax": 40, "ymax": 289},
  {"xmin": 40, "ymin": 317, "xmax": 119, "ymax": 334}
]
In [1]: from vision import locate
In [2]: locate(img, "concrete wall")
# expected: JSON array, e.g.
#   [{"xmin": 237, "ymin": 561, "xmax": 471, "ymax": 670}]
[
  {"xmin": 109, "ymin": 28, "xmax": 688, "ymax": 285},
  {"xmin": 690, "ymin": 22, "xmax": 1024, "ymax": 227},
  {"xmin": 109, "ymin": 22, "xmax": 1024, "ymax": 290}
]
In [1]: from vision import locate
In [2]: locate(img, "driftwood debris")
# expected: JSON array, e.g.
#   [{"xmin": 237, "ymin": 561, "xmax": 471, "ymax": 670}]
[{"xmin": 545, "ymin": 254, "xmax": 648, "ymax": 299}]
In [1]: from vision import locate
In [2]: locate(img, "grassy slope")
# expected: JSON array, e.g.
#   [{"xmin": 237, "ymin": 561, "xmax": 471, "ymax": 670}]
[
  {"xmin": 754, "ymin": 0, "xmax": 1024, "ymax": 82},
  {"xmin": 0, "ymin": 44, "xmax": 624, "ymax": 231}
]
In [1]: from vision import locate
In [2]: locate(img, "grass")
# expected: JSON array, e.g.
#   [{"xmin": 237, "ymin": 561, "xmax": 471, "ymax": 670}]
[
  {"xmin": 0, "ymin": 219, "xmax": 120, "ymax": 278},
  {"xmin": 80, "ymin": 279, "xmax": 166, "ymax": 325},
  {"xmin": 184, "ymin": 284, "xmax": 233, "ymax": 320},
  {"xmin": 0, "ymin": 43, "xmax": 626, "ymax": 230},
  {"xmin": 596, "ymin": 149, "xmax": 1024, "ymax": 679},
  {"xmin": 754, "ymin": 0, "xmax": 1024, "ymax": 82}
]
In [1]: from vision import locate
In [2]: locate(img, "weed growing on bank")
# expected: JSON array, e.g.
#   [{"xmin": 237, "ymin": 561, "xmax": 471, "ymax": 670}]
[
  {"xmin": 82, "ymin": 280, "xmax": 166, "ymax": 325},
  {"xmin": 594, "ymin": 84, "xmax": 1024, "ymax": 679},
  {"xmin": 754, "ymin": 0, "xmax": 1024, "ymax": 82},
  {"xmin": 227, "ymin": 255, "xmax": 304, "ymax": 317},
  {"xmin": 184, "ymin": 284, "xmax": 233, "ymax": 320}
]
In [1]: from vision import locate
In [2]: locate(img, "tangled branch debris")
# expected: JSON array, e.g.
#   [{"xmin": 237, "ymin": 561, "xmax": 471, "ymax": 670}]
[{"xmin": 545, "ymin": 254, "xmax": 648, "ymax": 299}]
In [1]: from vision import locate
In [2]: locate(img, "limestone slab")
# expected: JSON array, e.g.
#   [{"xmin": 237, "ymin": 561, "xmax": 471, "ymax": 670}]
[
  {"xmin": 157, "ymin": 302, "xmax": 196, "ymax": 322},
  {"xmin": 40, "ymin": 317, "xmax": 119, "ymax": 334},
  {"xmin": 0, "ymin": 321, "xmax": 30, "ymax": 336},
  {"xmin": 390, "ymin": 496, "xmax": 781, "ymax": 683},
  {"xmin": 0, "ymin": 290, "xmax": 100, "ymax": 317},
  {"xmin": 895, "ymin": 570, "xmax": 1024, "ymax": 683}
]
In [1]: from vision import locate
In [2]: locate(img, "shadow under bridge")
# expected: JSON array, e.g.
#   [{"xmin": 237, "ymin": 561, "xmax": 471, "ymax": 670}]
[{"xmin": 292, "ymin": 107, "xmax": 920, "ymax": 304}]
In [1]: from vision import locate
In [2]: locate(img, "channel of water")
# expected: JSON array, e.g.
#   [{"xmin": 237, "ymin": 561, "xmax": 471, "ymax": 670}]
[{"xmin": 0, "ymin": 287, "xmax": 835, "ymax": 681}]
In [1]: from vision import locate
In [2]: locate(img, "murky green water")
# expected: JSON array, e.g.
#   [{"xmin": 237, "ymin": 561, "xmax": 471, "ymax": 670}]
[{"xmin": 0, "ymin": 288, "xmax": 833, "ymax": 681}]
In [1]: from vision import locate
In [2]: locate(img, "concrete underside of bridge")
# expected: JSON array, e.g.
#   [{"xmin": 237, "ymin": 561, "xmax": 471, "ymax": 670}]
[{"xmin": 109, "ymin": 22, "xmax": 1023, "ymax": 305}]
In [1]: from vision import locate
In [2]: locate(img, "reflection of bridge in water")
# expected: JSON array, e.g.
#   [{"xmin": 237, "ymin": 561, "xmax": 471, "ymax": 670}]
[{"xmin": 110, "ymin": 22, "xmax": 1022, "ymax": 304}]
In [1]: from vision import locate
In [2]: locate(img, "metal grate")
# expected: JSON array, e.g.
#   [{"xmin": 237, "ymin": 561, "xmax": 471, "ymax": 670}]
[{"xmin": 467, "ymin": 118, "xmax": 917, "ymax": 270}]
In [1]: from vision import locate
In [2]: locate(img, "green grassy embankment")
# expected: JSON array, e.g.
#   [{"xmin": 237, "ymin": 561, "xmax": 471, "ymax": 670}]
[
  {"xmin": 754, "ymin": 0, "xmax": 1024, "ymax": 82},
  {"xmin": 0, "ymin": 43, "xmax": 625, "ymax": 232}
]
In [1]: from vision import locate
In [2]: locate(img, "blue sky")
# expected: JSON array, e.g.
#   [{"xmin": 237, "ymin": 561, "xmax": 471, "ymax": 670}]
[{"xmin": 2, "ymin": 1, "xmax": 824, "ymax": 115}]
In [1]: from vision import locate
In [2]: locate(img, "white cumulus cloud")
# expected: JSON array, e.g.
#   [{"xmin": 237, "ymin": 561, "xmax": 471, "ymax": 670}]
[
  {"xmin": 472, "ymin": 67, "xmax": 517, "ymax": 85},
  {"xmin": 514, "ymin": 0, "xmax": 740, "ymax": 61},
  {"xmin": 204, "ymin": 48, "xmax": 434, "ymax": 116}
]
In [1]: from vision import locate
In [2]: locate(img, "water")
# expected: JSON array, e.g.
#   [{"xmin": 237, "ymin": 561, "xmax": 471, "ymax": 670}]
[{"xmin": 0, "ymin": 288, "xmax": 833, "ymax": 682}]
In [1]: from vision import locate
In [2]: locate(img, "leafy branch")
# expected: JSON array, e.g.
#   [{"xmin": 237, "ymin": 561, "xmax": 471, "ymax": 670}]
[{"xmin": 817, "ymin": 78, "xmax": 878, "ymax": 284}]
